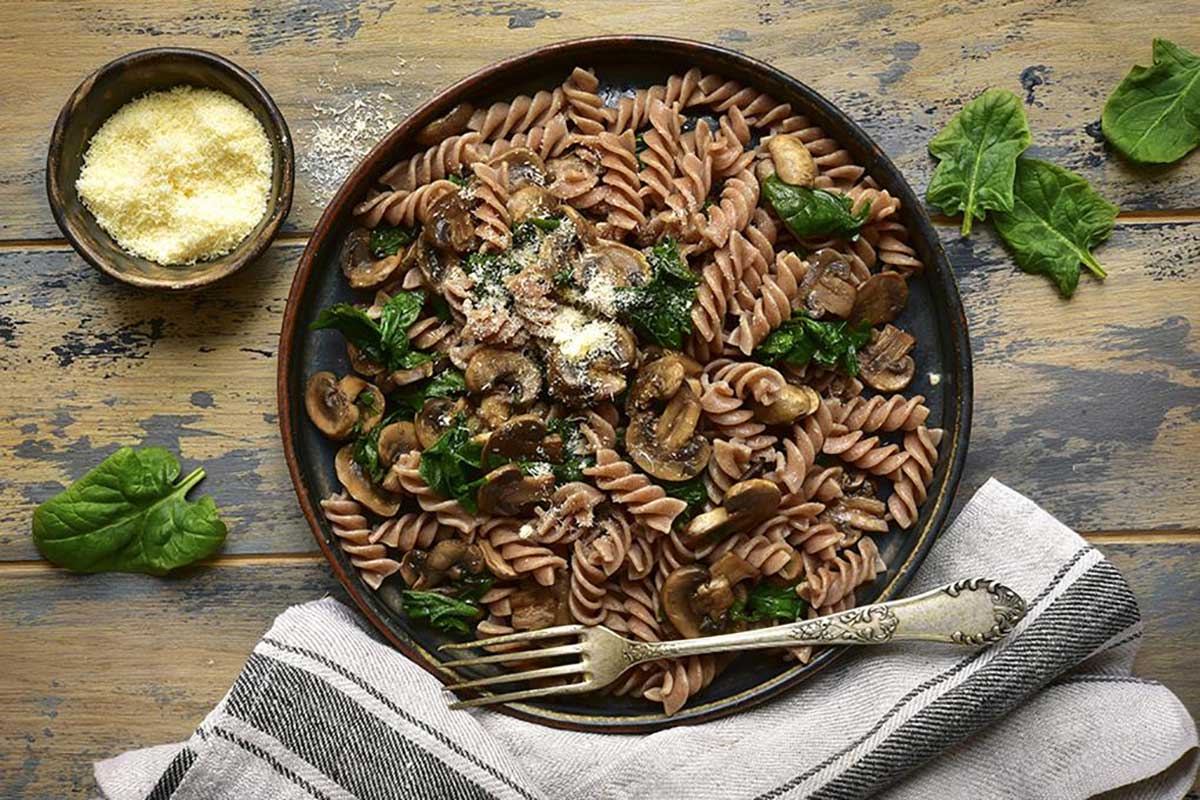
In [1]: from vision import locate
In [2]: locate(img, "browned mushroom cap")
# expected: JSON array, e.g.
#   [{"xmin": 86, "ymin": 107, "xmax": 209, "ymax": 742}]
[
  {"xmin": 481, "ymin": 414, "xmax": 563, "ymax": 466},
  {"xmin": 633, "ymin": 208, "xmax": 689, "ymax": 248},
  {"xmin": 851, "ymin": 272, "xmax": 908, "ymax": 327},
  {"xmin": 682, "ymin": 479, "xmax": 782, "ymax": 547},
  {"xmin": 625, "ymin": 387, "xmax": 710, "ymax": 482},
  {"xmin": 415, "ymin": 396, "xmax": 466, "ymax": 450},
  {"xmin": 378, "ymin": 421, "xmax": 420, "ymax": 463},
  {"xmin": 424, "ymin": 191, "xmax": 476, "ymax": 254},
  {"xmin": 340, "ymin": 228, "xmax": 407, "ymax": 289},
  {"xmin": 509, "ymin": 579, "xmax": 571, "ymax": 630},
  {"xmin": 465, "ymin": 349, "xmax": 542, "ymax": 415},
  {"xmin": 627, "ymin": 354, "xmax": 699, "ymax": 412},
  {"xmin": 752, "ymin": 384, "xmax": 821, "ymax": 425},
  {"xmin": 305, "ymin": 372, "xmax": 359, "ymax": 440},
  {"xmin": 414, "ymin": 102, "xmax": 475, "ymax": 147},
  {"xmin": 487, "ymin": 147, "xmax": 547, "ymax": 190},
  {"xmin": 661, "ymin": 552, "xmax": 760, "ymax": 638},
  {"xmin": 802, "ymin": 249, "xmax": 857, "ymax": 319},
  {"xmin": 507, "ymin": 185, "xmax": 561, "ymax": 224},
  {"xmin": 381, "ymin": 361, "xmax": 435, "ymax": 392},
  {"xmin": 767, "ymin": 134, "xmax": 818, "ymax": 187},
  {"xmin": 413, "ymin": 234, "xmax": 461, "ymax": 287},
  {"xmin": 477, "ymin": 464, "xmax": 555, "ymax": 516},
  {"xmin": 557, "ymin": 205, "xmax": 598, "ymax": 246},
  {"xmin": 858, "ymin": 324, "xmax": 916, "ymax": 392},
  {"xmin": 346, "ymin": 342, "xmax": 386, "ymax": 379},
  {"xmin": 343, "ymin": 376, "xmax": 385, "ymax": 433},
  {"xmin": 335, "ymin": 444, "xmax": 401, "ymax": 517},
  {"xmin": 581, "ymin": 240, "xmax": 654, "ymax": 290},
  {"xmin": 398, "ymin": 539, "xmax": 484, "ymax": 589}
]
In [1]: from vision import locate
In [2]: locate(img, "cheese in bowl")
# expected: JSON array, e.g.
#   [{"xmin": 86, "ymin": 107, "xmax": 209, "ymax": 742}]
[{"xmin": 75, "ymin": 85, "xmax": 272, "ymax": 266}]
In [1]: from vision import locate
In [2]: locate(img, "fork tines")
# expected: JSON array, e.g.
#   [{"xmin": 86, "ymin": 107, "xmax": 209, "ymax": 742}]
[
  {"xmin": 438, "ymin": 624, "xmax": 590, "ymax": 709},
  {"xmin": 438, "ymin": 623, "xmax": 585, "ymax": 653}
]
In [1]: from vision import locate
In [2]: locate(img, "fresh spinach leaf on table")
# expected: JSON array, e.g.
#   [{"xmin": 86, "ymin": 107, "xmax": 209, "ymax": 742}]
[
  {"xmin": 614, "ymin": 238, "xmax": 697, "ymax": 349},
  {"xmin": 31, "ymin": 447, "xmax": 227, "ymax": 575},
  {"xmin": 1102, "ymin": 38, "xmax": 1200, "ymax": 164},
  {"xmin": 926, "ymin": 89, "xmax": 1033, "ymax": 235},
  {"xmin": 761, "ymin": 174, "xmax": 870, "ymax": 239},
  {"xmin": 754, "ymin": 313, "xmax": 871, "ymax": 376},
  {"xmin": 993, "ymin": 158, "xmax": 1118, "ymax": 298}
]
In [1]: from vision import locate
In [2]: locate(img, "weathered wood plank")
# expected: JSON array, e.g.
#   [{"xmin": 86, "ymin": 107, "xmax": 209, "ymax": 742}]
[
  {"xmin": 1, "ymin": 0, "xmax": 1197, "ymax": 240},
  {"xmin": 0, "ymin": 542, "xmax": 1192, "ymax": 796},
  {"xmin": 1, "ymin": 220, "xmax": 1197, "ymax": 558}
]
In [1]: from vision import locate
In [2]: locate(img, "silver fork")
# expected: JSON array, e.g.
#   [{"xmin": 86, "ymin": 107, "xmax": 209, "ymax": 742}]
[{"xmin": 439, "ymin": 578, "xmax": 1027, "ymax": 709}]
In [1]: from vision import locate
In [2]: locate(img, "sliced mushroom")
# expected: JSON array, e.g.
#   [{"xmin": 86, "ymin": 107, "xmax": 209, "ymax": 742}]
[
  {"xmin": 476, "ymin": 464, "xmax": 554, "ymax": 516},
  {"xmin": 415, "ymin": 102, "xmax": 475, "ymax": 147},
  {"xmin": 335, "ymin": 444, "xmax": 401, "ymax": 516},
  {"xmin": 851, "ymin": 272, "xmax": 908, "ymax": 327},
  {"xmin": 507, "ymin": 185, "xmax": 561, "ymax": 224},
  {"xmin": 424, "ymin": 191, "xmax": 476, "ymax": 254},
  {"xmin": 340, "ymin": 227, "xmax": 406, "ymax": 289},
  {"xmin": 801, "ymin": 249, "xmax": 857, "ymax": 319},
  {"xmin": 558, "ymin": 205, "xmax": 598, "ymax": 246},
  {"xmin": 767, "ymin": 134, "xmax": 818, "ymax": 188},
  {"xmin": 627, "ymin": 353, "xmax": 701, "ymax": 412},
  {"xmin": 382, "ymin": 360, "xmax": 436, "ymax": 392},
  {"xmin": 466, "ymin": 349, "xmax": 542, "ymax": 427},
  {"xmin": 415, "ymin": 396, "xmax": 466, "ymax": 450},
  {"xmin": 682, "ymin": 479, "xmax": 782, "ymax": 547},
  {"xmin": 858, "ymin": 324, "xmax": 916, "ymax": 392},
  {"xmin": 481, "ymin": 414, "xmax": 563, "ymax": 466},
  {"xmin": 547, "ymin": 151, "xmax": 598, "ymax": 193},
  {"xmin": 625, "ymin": 385, "xmax": 710, "ymax": 481},
  {"xmin": 752, "ymin": 384, "xmax": 820, "ymax": 425},
  {"xmin": 305, "ymin": 373, "xmax": 383, "ymax": 439},
  {"xmin": 399, "ymin": 539, "xmax": 484, "ymax": 589},
  {"xmin": 487, "ymin": 147, "xmax": 547, "ymax": 190},
  {"xmin": 661, "ymin": 552, "xmax": 760, "ymax": 638},
  {"xmin": 509, "ymin": 579, "xmax": 571, "ymax": 630},
  {"xmin": 413, "ymin": 234, "xmax": 460, "ymax": 287},
  {"xmin": 633, "ymin": 209, "xmax": 689, "ymax": 248}
]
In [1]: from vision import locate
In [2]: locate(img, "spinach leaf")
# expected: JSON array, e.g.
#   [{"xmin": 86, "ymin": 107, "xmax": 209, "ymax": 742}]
[
  {"xmin": 512, "ymin": 215, "xmax": 562, "ymax": 248},
  {"xmin": 401, "ymin": 590, "xmax": 483, "ymax": 634},
  {"xmin": 926, "ymin": 89, "xmax": 1033, "ymax": 235},
  {"xmin": 310, "ymin": 290, "xmax": 432, "ymax": 372},
  {"xmin": 761, "ymin": 174, "xmax": 870, "ymax": 239},
  {"xmin": 993, "ymin": 158, "xmax": 1118, "ymax": 297},
  {"xmin": 731, "ymin": 582, "xmax": 809, "ymax": 623},
  {"xmin": 755, "ymin": 313, "xmax": 871, "ymax": 375},
  {"xmin": 545, "ymin": 416, "xmax": 595, "ymax": 483},
  {"xmin": 369, "ymin": 224, "xmax": 418, "ymax": 258},
  {"xmin": 390, "ymin": 368, "xmax": 467, "ymax": 419},
  {"xmin": 418, "ymin": 419, "xmax": 485, "ymax": 512},
  {"xmin": 661, "ymin": 475, "xmax": 707, "ymax": 529},
  {"xmin": 1102, "ymin": 38, "xmax": 1200, "ymax": 164},
  {"xmin": 31, "ymin": 447, "xmax": 227, "ymax": 575},
  {"xmin": 614, "ymin": 238, "xmax": 697, "ymax": 349},
  {"xmin": 352, "ymin": 425, "xmax": 386, "ymax": 484}
]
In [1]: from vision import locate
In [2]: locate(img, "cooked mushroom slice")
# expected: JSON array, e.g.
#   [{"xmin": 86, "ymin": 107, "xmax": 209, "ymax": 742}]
[
  {"xmin": 399, "ymin": 539, "xmax": 484, "ymax": 589},
  {"xmin": 425, "ymin": 191, "xmax": 476, "ymax": 254},
  {"xmin": 507, "ymin": 185, "xmax": 561, "ymax": 224},
  {"xmin": 413, "ymin": 233, "xmax": 460, "ymax": 287},
  {"xmin": 557, "ymin": 205, "xmax": 598, "ymax": 246},
  {"xmin": 682, "ymin": 479, "xmax": 782, "ymax": 547},
  {"xmin": 509, "ymin": 579, "xmax": 571, "ymax": 630},
  {"xmin": 858, "ymin": 324, "xmax": 916, "ymax": 392},
  {"xmin": 752, "ymin": 384, "xmax": 820, "ymax": 425},
  {"xmin": 414, "ymin": 102, "xmax": 475, "ymax": 147},
  {"xmin": 382, "ymin": 360, "xmax": 435, "ymax": 392},
  {"xmin": 335, "ymin": 444, "xmax": 401, "ymax": 517},
  {"xmin": 627, "ymin": 353, "xmax": 700, "ymax": 412},
  {"xmin": 767, "ymin": 134, "xmax": 818, "ymax": 188},
  {"xmin": 487, "ymin": 147, "xmax": 547, "ymax": 190},
  {"xmin": 481, "ymin": 414, "xmax": 563, "ymax": 466},
  {"xmin": 378, "ymin": 421, "xmax": 420, "ymax": 493},
  {"xmin": 662, "ymin": 552, "xmax": 760, "ymax": 638},
  {"xmin": 340, "ymin": 227, "xmax": 406, "ymax": 289},
  {"xmin": 305, "ymin": 372, "xmax": 359, "ymax": 439},
  {"xmin": 465, "ymin": 349, "xmax": 542, "ymax": 427},
  {"xmin": 477, "ymin": 464, "xmax": 555, "ymax": 517},
  {"xmin": 633, "ymin": 208, "xmax": 689, "ymax": 248},
  {"xmin": 801, "ymin": 249, "xmax": 857, "ymax": 319},
  {"xmin": 345, "ymin": 377, "xmax": 385, "ymax": 433},
  {"xmin": 415, "ymin": 396, "xmax": 466, "ymax": 450},
  {"xmin": 851, "ymin": 272, "xmax": 908, "ymax": 327},
  {"xmin": 625, "ymin": 384, "xmax": 710, "ymax": 481}
]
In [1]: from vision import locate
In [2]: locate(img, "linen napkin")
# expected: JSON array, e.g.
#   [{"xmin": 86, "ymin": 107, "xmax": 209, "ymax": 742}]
[{"xmin": 94, "ymin": 479, "xmax": 1198, "ymax": 800}]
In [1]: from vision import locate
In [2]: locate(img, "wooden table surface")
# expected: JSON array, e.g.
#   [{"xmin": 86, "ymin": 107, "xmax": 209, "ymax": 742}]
[{"xmin": 1, "ymin": 1, "xmax": 1197, "ymax": 795}]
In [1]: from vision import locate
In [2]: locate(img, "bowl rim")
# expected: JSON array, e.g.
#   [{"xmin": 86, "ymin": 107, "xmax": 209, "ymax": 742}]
[
  {"xmin": 45, "ymin": 46, "xmax": 295, "ymax": 291},
  {"xmin": 277, "ymin": 34, "xmax": 973, "ymax": 732}
]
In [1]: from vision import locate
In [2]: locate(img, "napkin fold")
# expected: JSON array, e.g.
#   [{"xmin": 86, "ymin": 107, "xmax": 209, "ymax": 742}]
[{"xmin": 94, "ymin": 479, "xmax": 1198, "ymax": 800}]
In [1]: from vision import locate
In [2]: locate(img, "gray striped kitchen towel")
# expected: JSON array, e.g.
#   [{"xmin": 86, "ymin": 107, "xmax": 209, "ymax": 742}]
[{"xmin": 94, "ymin": 479, "xmax": 1198, "ymax": 800}]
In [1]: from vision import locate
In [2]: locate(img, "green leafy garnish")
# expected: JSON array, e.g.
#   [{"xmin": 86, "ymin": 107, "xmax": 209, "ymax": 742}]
[
  {"xmin": 390, "ymin": 369, "xmax": 466, "ymax": 420},
  {"xmin": 926, "ymin": 89, "xmax": 1033, "ymax": 235},
  {"xmin": 448, "ymin": 173, "xmax": 468, "ymax": 188},
  {"xmin": 1102, "ymin": 38, "xmax": 1200, "ymax": 164},
  {"xmin": 511, "ymin": 215, "xmax": 561, "ymax": 248},
  {"xmin": 369, "ymin": 224, "xmax": 418, "ymax": 258},
  {"xmin": 453, "ymin": 571, "xmax": 495, "ymax": 602},
  {"xmin": 730, "ymin": 582, "xmax": 809, "ymax": 623},
  {"xmin": 755, "ymin": 313, "xmax": 871, "ymax": 375},
  {"xmin": 544, "ymin": 416, "xmax": 595, "ymax": 483},
  {"xmin": 310, "ymin": 291, "xmax": 432, "ymax": 372},
  {"xmin": 418, "ymin": 418, "xmax": 485, "ymax": 512},
  {"xmin": 400, "ymin": 590, "xmax": 483, "ymax": 634},
  {"xmin": 351, "ymin": 425, "xmax": 386, "ymax": 484},
  {"xmin": 992, "ymin": 158, "xmax": 1118, "ymax": 297},
  {"xmin": 614, "ymin": 238, "xmax": 697, "ymax": 349},
  {"xmin": 661, "ymin": 475, "xmax": 707, "ymax": 529},
  {"xmin": 761, "ymin": 174, "xmax": 870, "ymax": 240},
  {"xmin": 31, "ymin": 447, "xmax": 227, "ymax": 575}
]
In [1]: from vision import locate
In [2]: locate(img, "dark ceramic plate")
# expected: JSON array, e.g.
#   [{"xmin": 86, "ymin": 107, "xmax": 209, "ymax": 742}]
[
  {"xmin": 47, "ymin": 47, "xmax": 294, "ymax": 291},
  {"xmin": 279, "ymin": 36, "xmax": 972, "ymax": 732}
]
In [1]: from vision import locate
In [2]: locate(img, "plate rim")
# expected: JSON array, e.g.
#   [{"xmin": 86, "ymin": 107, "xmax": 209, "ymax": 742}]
[{"xmin": 277, "ymin": 34, "xmax": 974, "ymax": 733}]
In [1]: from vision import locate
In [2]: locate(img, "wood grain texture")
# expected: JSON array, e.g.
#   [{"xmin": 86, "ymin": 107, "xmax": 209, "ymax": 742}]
[
  {"xmin": 0, "ymin": 543, "xmax": 1192, "ymax": 797},
  {"xmin": 2, "ymin": 222, "xmax": 1195, "ymax": 559},
  {"xmin": 1, "ymin": 0, "xmax": 1198, "ymax": 240}
]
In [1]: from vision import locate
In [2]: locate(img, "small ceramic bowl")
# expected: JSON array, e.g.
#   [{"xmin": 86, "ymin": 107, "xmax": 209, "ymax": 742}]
[{"xmin": 46, "ymin": 47, "xmax": 294, "ymax": 291}]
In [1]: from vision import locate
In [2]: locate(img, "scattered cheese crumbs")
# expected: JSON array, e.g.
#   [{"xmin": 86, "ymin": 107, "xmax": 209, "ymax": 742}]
[
  {"xmin": 928, "ymin": 372, "xmax": 942, "ymax": 386},
  {"xmin": 76, "ymin": 86, "xmax": 272, "ymax": 266},
  {"xmin": 548, "ymin": 306, "xmax": 620, "ymax": 363},
  {"xmin": 517, "ymin": 522, "xmax": 536, "ymax": 540}
]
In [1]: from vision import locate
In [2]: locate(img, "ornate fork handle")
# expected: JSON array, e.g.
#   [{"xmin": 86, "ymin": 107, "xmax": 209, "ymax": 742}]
[{"xmin": 624, "ymin": 578, "xmax": 1027, "ymax": 665}]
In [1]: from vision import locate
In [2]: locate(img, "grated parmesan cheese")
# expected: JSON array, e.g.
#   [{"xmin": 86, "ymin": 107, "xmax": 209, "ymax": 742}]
[
  {"xmin": 76, "ymin": 85, "xmax": 273, "ymax": 266},
  {"xmin": 548, "ymin": 306, "xmax": 622, "ymax": 363}
]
